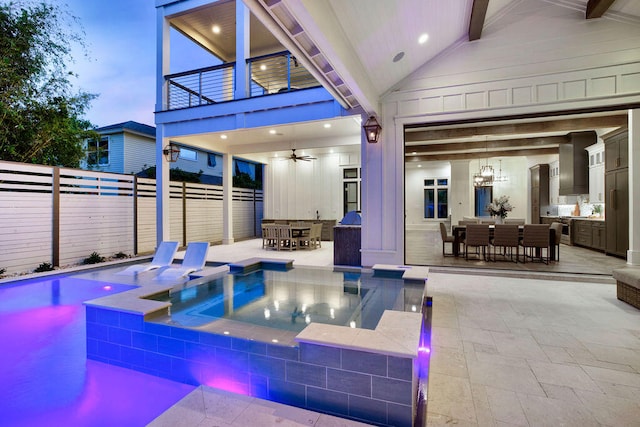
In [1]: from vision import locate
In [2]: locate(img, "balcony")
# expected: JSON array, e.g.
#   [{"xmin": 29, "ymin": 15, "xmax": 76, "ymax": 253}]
[{"xmin": 165, "ymin": 51, "xmax": 320, "ymax": 111}]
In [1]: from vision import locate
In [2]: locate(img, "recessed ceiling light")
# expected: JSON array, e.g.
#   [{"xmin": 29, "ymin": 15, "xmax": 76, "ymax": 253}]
[
  {"xmin": 324, "ymin": 123, "xmax": 331, "ymax": 129},
  {"xmin": 260, "ymin": 64, "xmax": 267, "ymax": 71},
  {"xmin": 412, "ymin": 151, "xmax": 417, "ymax": 155},
  {"xmin": 220, "ymin": 134, "xmax": 227, "ymax": 139},
  {"xmin": 212, "ymin": 25, "xmax": 221, "ymax": 34},
  {"xmin": 269, "ymin": 129, "xmax": 276, "ymax": 135},
  {"xmin": 418, "ymin": 33, "xmax": 429, "ymax": 44},
  {"xmin": 417, "ymin": 165, "xmax": 422, "ymax": 168},
  {"xmin": 393, "ymin": 51, "xmax": 405, "ymax": 63}
]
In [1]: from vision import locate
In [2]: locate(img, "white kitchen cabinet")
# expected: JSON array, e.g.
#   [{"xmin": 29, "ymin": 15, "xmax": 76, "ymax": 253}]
[{"xmin": 586, "ymin": 143, "xmax": 605, "ymax": 203}]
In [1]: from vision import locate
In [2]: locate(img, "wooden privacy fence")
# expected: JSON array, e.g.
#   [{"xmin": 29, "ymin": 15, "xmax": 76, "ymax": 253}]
[{"xmin": 0, "ymin": 161, "xmax": 263, "ymax": 275}]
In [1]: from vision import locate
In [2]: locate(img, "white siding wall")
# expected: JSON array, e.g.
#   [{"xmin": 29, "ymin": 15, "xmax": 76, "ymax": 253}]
[
  {"xmin": 124, "ymin": 133, "xmax": 156, "ymax": 175},
  {"xmin": 264, "ymin": 150, "xmax": 357, "ymax": 221}
]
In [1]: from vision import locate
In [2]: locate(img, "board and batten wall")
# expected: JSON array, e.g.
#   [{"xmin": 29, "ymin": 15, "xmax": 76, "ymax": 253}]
[
  {"xmin": 361, "ymin": 0, "xmax": 640, "ymax": 267},
  {"xmin": 0, "ymin": 161, "xmax": 262, "ymax": 275},
  {"xmin": 263, "ymin": 149, "xmax": 360, "ymax": 221}
]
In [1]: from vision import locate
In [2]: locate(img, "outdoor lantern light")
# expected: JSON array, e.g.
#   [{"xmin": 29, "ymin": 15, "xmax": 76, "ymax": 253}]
[
  {"xmin": 363, "ymin": 116, "xmax": 382, "ymax": 143},
  {"xmin": 163, "ymin": 144, "xmax": 180, "ymax": 162}
]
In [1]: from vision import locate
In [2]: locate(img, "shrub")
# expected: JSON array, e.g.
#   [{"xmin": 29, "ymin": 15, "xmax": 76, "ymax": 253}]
[
  {"xmin": 83, "ymin": 252, "xmax": 105, "ymax": 265},
  {"xmin": 0, "ymin": 267, "xmax": 6, "ymax": 275},
  {"xmin": 35, "ymin": 262, "xmax": 54, "ymax": 272},
  {"xmin": 113, "ymin": 252, "xmax": 129, "ymax": 259}
]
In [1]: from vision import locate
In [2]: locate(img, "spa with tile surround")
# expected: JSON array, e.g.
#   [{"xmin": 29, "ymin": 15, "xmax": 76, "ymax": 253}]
[{"xmin": 83, "ymin": 261, "xmax": 428, "ymax": 426}]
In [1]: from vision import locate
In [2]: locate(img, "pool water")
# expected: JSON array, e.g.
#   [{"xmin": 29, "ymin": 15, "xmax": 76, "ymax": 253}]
[
  {"xmin": 158, "ymin": 268, "xmax": 423, "ymax": 333},
  {"xmin": 0, "ymin": 276, "xmax": 195, "ymax": 427}
]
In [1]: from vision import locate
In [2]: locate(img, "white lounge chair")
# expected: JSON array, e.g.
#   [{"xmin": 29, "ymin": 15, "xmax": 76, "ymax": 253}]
[
  {"xmin": 157, "ymin": 241, "xmax": 210, "ymax": 279},
  {"xmin": 117, "ymin": 241, "xmax": 179, "ymax": 275}
]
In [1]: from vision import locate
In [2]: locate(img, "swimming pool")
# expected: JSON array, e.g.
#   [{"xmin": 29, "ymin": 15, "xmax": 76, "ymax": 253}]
[
  {"xmin": 152, "ymin": 267, "xmax": 423, "ymax": 340},
  {"xmin": 85, "ymin": 264, "xmax": 429, "ymax": 426},
  {"xmin": 0, "ymin": 275, "xmax": 195, "ymax": 426}
]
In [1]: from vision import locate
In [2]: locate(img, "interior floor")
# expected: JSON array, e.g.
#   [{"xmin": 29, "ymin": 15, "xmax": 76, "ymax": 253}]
[{"xmin": 405, "ymin": 225, "xmax": 626, "ymax": 276}]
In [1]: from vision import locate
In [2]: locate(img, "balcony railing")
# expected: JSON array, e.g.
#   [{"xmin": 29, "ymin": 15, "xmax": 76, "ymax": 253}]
[{"xmin": 165, "ymin": 51, "xmax": 320, "ymax": 110}]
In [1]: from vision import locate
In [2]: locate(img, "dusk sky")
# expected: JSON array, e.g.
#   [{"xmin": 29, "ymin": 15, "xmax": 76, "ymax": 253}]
[{"xmin": 64, "ymin": 0, "xmax": 215, "ymax": 128}]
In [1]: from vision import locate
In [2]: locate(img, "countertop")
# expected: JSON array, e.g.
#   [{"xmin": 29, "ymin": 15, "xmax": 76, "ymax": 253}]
[{"xmin": 540, "ymin": 215, "xmax": 605, "ymax": 222}]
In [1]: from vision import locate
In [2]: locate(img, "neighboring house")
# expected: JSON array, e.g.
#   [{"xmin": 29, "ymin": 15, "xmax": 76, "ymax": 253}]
[
  {"xmin": 85, "ymin": 120, "xmax": 229, "ymax": 185},
  {"xmin": 154, "ymin": 0, "xmax": 640, "ymax": 267}
]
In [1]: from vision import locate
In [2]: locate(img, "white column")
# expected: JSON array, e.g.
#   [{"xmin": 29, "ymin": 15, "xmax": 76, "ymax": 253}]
[
  {"xmin": 450, "ymin": 160, "xmax": 472, "ymax": 227},
  {"xmin": 155, "ymin": 10, "xmax": 171, "ymax": 246},
  {"xmin": 360, "ymin": 109, "xmax": 404, "ymax": 267},
  {"xmin": 628, "ymin": 109, "xmax": 640, "ymax": 265},
  {"xmin": 223, "ymin": 153, "xmax": 234, "ymax": 244},
  {"xmin": 155, "ymin": 128, "xmax": 171, "ymax": 245},
  {"xmin": 234, "ymin": 1, "xmax": 249, "ymax": 100}
]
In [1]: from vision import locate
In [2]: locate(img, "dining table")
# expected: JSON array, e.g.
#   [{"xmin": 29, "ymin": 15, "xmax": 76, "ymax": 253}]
[
  {"xmin": 452, "ymin": 225, "xmax": 557, "ymax": 260},
  {"xmin": 290, "ymin": 225, "xmax": 311, "ymax": 238}
]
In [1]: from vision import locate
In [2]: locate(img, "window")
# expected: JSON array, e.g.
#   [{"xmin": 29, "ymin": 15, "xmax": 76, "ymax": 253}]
[
  {"xmin": 87, "ymin": 137, "xmax": 109, "ymax": 166},
  {"xmin": 233, "ymin": 159, "xmax": 263, "ymax": 189},
  {"xmin": 179, "ymin": 147, "xmax": 197, "ymax": 161},
  {"xmin": 343, "ymin": 168, "xmax": 361, "ymax": 215},
  {"xmin": 424, "ymin": 178, "xmax": 448, "ymax": 219},
  {"xmin": 207, "ymin": 153, "xmax": 219, "ymax": 168}
]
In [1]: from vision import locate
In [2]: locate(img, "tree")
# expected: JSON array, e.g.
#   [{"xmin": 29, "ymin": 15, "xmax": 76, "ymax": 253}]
[{"xmin": 0, "ymin": 1, "xmax": 97, "ymax": 167}]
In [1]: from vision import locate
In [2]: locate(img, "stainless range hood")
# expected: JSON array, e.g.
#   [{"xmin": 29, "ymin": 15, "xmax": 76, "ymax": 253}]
[{"xmin": 559, "ymin": 131, "xmax": 597, "ymax": 195}]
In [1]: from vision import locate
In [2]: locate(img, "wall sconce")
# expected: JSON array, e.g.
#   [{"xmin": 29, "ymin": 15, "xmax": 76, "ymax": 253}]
[
  {"xmin": 363, "ymin": 116, "xmax": 382, "ymax": 143},
  {"xmin": 162, "ymin": 144, "xmax": 180, "ymax": 163}
]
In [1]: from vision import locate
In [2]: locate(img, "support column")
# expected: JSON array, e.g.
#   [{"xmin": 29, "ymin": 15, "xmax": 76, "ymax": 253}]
[
  {"xmin": 155, "ymin": 9, "xmax": 171, "ymax": 246},
  {"xmin": 223, "ymin": 153, "xmax": 234, "ymax": 245},
  {"xmin": 627, "ymin": 109, "xmax": 640, "ymax": 265},
  {"xmin": 156, "ymin": 127, "xmax": 171, "ymax": 245},
  {"xmin": 450, "ymin": 160, "xmax": 472, "ymax": 228},
  {"xmin": 234, "ymin": 1, "xmax": 250, "ymax": 100}
]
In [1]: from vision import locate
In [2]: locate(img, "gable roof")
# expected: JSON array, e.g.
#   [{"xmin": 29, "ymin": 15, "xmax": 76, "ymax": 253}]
[{"xmin": 96, "ymin": 121, "xmax": 156, "ymax": 138}]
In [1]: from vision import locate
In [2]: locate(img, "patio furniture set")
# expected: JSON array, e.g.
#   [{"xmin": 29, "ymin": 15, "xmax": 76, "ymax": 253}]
[{"xmin": 262, "ymin": 222, "xmax": 323, "ymax": 251}]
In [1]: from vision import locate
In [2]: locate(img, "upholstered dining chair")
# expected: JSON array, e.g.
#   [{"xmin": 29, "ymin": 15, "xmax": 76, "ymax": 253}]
[
  {"xmin": 464, "ymin": 224, "xmax": 490, "ymax": 260},
  {"xmin": 521, "ymin": 224, "xmax": 551, "ymax": 264},
  {"xmin": 439, "ymin": 222, "xmax": 456, "ymax": 257},
  {"xmin": 550, "ymin": 222, "xmax": 563, "ymax": 261},
  {"xmin": 491, "ymin": 224, "xmax": 519, "ymax": 262}
]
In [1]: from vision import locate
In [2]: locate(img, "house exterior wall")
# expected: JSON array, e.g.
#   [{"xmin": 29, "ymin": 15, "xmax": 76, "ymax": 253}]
[
  {"xmin": 264, "ymin": 149, "xmax": 359, "ymax": 221},
  {"xmin": 124, "ymin": 132, "xmax": 156, "ymax": 175},
  {"xmin": 362, "ymin": 2, "xmax": 640, "ymax": 267}
]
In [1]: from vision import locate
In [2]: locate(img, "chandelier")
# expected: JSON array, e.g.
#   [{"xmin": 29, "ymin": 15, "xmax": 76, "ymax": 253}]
[{"xmin": 473, "ymin": 160, "xmax": 494, "ymax": 187}]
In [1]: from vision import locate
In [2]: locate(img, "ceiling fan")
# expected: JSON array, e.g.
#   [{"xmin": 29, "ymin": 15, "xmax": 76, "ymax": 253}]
[{"xmin": 287, "ymin": 149, "xmax": 316, "ymax": 162}]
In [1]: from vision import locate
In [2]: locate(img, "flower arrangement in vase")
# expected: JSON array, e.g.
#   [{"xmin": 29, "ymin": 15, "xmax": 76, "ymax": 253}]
[{"xmin": 487, "ymin": 195, "xmax": 513, "ymax": 220}]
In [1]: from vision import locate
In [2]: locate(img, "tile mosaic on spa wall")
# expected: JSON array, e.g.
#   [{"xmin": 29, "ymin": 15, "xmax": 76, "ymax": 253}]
[{"xmin": 85, "ymin": 306, "xmax": 417, "ymax": 426}]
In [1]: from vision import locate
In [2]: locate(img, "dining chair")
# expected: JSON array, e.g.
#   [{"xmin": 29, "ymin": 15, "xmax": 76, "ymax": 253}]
[
  {"xmin": 310, "ymin": 223, "xmax": 323, "ymax": 248},
  {"xmin": 491, "ymin": 224, "xmax": 519, "ymax": 262},
  {"xmin": 464, "ymin": 224, "xmax": 490, "ymax": 261},
  {"xmin": 262, "ymin": 224, "xmax": 279, "ymax": 250},
  {"xmin": 521, "ymin": 224, "xmax": 551, "ymax": 264},
  {"xmin": 277, "ymin": 224, "xmax": 294, "ymax": 251},
  {"xmin": 550, "ymin": 222, "xmax": 563, "ymax": 261},
  {"xmin": 480, "ymin": 219, "xmax": 496, "ymax": 225},
  {"xmin": 439, "ymin": 222, "xmax": 456, "ymax": 257},
  {"xmin": 504, "ymin": 218, "xmax": 525, "ymax": 225}
]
